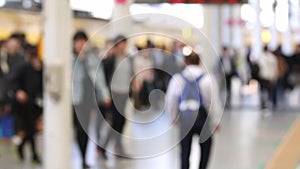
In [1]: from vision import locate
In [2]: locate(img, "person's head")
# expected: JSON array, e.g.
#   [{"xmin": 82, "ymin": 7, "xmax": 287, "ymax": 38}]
[
  {"xmin": 105, "ymin": 39, "xmax": 115, "ymax": 56},
  {"xmin": 184, "ymin": 52, "xmax": 200, "ymax": 66},
  {"xmin": 6, "ymin": 35, "xmax": 21, "ymax": 55},
  {"xmin": 73, "ymin": 31, "xmax": 88, "ymax": 54},
  {"xmin": 222, "ymin": 46, "xmax": 230, "ymax": 56},
  {"xmin": 113, "ymin": 35, "xmax": 127, "ymax": 56},
  {"xmin": 263, "ymin": 45, "xmax": 269, "ymax": 52}
]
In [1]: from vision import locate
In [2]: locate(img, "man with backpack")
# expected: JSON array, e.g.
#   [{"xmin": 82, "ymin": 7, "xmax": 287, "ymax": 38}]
[{"xmin": 166, "ymin": 51, "xmax": 222, "ymax": 169}]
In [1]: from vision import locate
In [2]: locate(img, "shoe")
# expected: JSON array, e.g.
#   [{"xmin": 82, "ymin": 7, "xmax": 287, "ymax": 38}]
[
  {"xmin": 32, "ymin": 155, "xmax": 41, "ymax": 165},
  {"xmin": 97, "ymin": 146, "xmax": 107, "ymax": 160},
  {"xmin": 114, "ymin": 149, "xmax": 130, "ymax": 159},
  {"xmin": 17, "ymin": 146, "xmax": 24, "ymax": 161},
  {"xmin": 115, "ymin": 154, "xmax": 131, "ymax": 159},
  {"xmin": 83, "ymin": 163, "xmax": 90, "ymax": 169}
]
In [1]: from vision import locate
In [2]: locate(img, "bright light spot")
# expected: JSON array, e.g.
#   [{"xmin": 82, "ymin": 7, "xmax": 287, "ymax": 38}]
[
  {"xmin": 259, "ymin": 10, "xmax": 274, "ymax": 27},
  {"xmin": 261, "ymin": 29, "xmax": 271, "ymax": 44},
  {"xmin": 34, "ymin": 0, "xmax": 41, "ymax": 3},
  {"xmin": 241, "ymin": 4, "xmax": 256, "ymax": 23},
  {"xmin": 0, "ymin": 0, "xmax": 5, "ymax": 7},
  {"xmin": 182, "ymin": 46, "xmax": 193, "ymax": 56}
]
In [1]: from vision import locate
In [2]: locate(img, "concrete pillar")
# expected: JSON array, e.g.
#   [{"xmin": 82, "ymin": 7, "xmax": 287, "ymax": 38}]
[
  {"xmin": 250, "ymin": 0, "xmax": 262, "ymax": 59},
  {"xmin": 279, "ymin": 0, "xmax": 294, "ymax": 55},
  {"xmin": 221, "ymin": 5, "xmax": 231, "ymax": 48},
  {"xmin": 43, "ymin": 0, "xmax": 72, "ymax": 168},
  {"xmin": 111, "ymin": 0, "xmax": 134, "ymax": 36},
  {"xmin": 268, "ymin": 23, "xmax": 278, "ymax": 51},
  {"xmin": 201, "ymin": 5, "xmax": 221, "ymax": 71},
  {"xmin": 282, "ymin": 28, "xmax": 294, "ymax": 56},
  {"xmin": 211, "ymin": 5, "xmax": 221, "ymax": 54},
  {"xmin": 291, "ymin": 0, "xmax": 300, "ymax": 43},
  {"xmin": 232, "ymin": 4, "xmax": 243, "ymax": 49}
]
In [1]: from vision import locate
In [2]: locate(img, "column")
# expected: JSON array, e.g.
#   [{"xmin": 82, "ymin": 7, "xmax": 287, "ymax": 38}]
[
  {"xmin": 232, "ymin": 4, "xmax": 243, "ymax": 49},
  {"xmin": 221, "ymin": 4, "xmax": 231, "ymax": 48},
  {"xmin": 250, "ymin": 0, "xmax": 262, "ymax": 59},
  {"xmin": 43, "ymin": 0, "xmax": 72, "ymax": 169},
  {"xmin": 111, "ymin": 0, "xmax": 133, "ymax": 36},
  {"xmin": 201, "ymin": 5, "xmax": 221, "ymax": 71},
  {"xmin": 277, "ymin": 0, "xmax": 293, "ymax": 55},
  {"xmin": 290, "ymin": 0, "xmax": 300, "ymax": 43},
  {"xmin": 267, "ymin": 0, "xmax": 278, "ymax": 51}
]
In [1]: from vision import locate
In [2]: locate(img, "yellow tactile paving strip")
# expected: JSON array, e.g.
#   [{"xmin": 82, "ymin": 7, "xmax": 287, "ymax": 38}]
[{"xmin": 265, "ymin": 118, "xmax": 300, "ymax": 169}]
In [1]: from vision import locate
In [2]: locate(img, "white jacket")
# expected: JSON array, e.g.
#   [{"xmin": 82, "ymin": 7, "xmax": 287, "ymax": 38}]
[
  {"xmin": 165, "ymin": 65, "xmax": 222, "ymax": 127},
  {"xmin": 258, "ymin": 51, "xmax": 278, "ymax": 82}
]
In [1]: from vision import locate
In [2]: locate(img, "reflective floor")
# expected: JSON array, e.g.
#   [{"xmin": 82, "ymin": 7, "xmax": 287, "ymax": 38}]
[{"xmin": 1, "ymin": 80, "xmax": 300, "ymax": 169}]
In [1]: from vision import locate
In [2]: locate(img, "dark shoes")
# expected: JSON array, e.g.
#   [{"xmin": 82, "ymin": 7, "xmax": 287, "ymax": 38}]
[
  {"xmin": 32, "ymin": 155, "xmax": 41, "ymax": 165},
  {"xmin": 83, "ymin": 163, "xmax": 90, "ymax": 169},
  {"xmin": 97, "ymin": 146, "xmax": 107, "ymax": 160},
  {"xmin": 17, "ymin": 146, "xmax": 24, "ymax": 161}
]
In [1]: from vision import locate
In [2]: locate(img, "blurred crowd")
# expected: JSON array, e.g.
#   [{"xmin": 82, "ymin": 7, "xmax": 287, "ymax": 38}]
[
  {"xmin": 0, "ymin": 31, "xmax": 300, "ymax": 169},
  {"xmin": 0, "ymin": 33, "xmax": 43, "ymax": 163},
  {"xmin": 217, "ymin": 44, "xmax": 300, "ymax": 110}
]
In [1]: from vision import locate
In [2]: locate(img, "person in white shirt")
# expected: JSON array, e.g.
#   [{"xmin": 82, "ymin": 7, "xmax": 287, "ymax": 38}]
[
  {"xmin": 258, "ymin": 46, "xmax": 278, "ymax": 109},
  {"xmin": 165, "ymin": 51, "xmax": 222, "ymax": 169}
]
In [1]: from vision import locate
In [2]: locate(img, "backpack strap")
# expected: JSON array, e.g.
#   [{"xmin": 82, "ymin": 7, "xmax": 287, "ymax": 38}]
[{"xmin": 180, "ymin": 73, "xmax": 206, "ymax": 106}]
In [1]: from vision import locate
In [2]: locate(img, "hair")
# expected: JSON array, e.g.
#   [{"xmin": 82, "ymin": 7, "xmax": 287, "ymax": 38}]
[
  {"xmin": 73, "ymin": 31, "xmax": 88, "ymax": 41},
  {"xmin": 185, "ymin": 52, "xmax": 200, "ymax": 65},
  {"xmin": 222, "ymin": 46, "xmax": 228, "ymax": 51},
  {"xmin": 113, "ymin": 35, "xmax": 127, "ymax": 45},
  {"xmin": 263, "ymin": 45, "xmax": 268, "ymax": 52}
]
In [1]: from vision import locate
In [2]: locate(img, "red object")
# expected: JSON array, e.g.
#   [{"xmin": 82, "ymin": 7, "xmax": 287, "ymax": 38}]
[
  {"xmin": 228, "ymin": 0, "xmax": 238, "ymax": 3},
  {"xmin": 115, "ymin": 0, "xmax": 127, "ymax": 4},
  {"xmin": 187, "ymin": 0, "xmax": 206, "ymax": 3},
  {"xmin": 209, "ymin": 0, "xmax": 224, "ymax": 3},
  {"xmin": 169, "ymin": 0, "xmax": 185, "ymax": 3}
]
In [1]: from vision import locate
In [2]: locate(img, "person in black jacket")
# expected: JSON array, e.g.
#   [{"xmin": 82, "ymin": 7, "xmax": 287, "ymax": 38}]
[
  {"xmin": 10, "ymin": 49, "xmax": 43, "ymax": 163},
  {"xmin": 100, "ymin": 35, "xmax": 134, "ymax": 157},
  {"xmin": 220, "ymin": 46, "xmax": 236, "ymax": 109}
]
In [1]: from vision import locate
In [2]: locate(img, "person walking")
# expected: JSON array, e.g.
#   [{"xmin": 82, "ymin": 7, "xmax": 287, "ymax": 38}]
[
  {"xmin": 72, "ymin": 31, "xmax": 110, "ymax": 169},
  {"xmin": 220, "ymin": 46, "xmax": 236, "ymax": 108},
  {"xmin": 257, "ymin": 46, "xmax": 278, "ymax": 110},
  {"xmin": 10, "ymin": 51, "xmax": 42, "ymax": 164},
  {"xmin": 166, "ymin": 51, "xmax": 222, "ymax": 169},
  {"xmin": 101, "ymin": 35, "xmax": 134, "ymax": 157}
]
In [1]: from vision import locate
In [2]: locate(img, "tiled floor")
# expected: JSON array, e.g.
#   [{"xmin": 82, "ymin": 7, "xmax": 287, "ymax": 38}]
[
  {"xmin": 0, "ymin": 108, "xmax": 299, "ymax": 169},
  {"xmin": 0, "ymin": 81, "xmax": 299, "ymax": 169}
]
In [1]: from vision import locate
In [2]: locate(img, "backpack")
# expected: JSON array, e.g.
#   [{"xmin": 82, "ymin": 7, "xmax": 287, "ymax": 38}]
[{"xmin": 178, "ymin": 73, "xmax": 208, "ymax": 128}]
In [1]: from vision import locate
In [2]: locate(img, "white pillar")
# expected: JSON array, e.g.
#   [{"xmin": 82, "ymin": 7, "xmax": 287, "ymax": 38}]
[
  {"xmin": 268, "ymin": 23, "xmax": 278, "ymax": 51},
  {"xmin": 111, "ymin": 0, "xmax": 133, "ymax": 36},
  {"xmin": 221, "ymin": 5, "xmax": 231, "ymax": 47},
  {"xmin": 43, "ymin": 0, "xmax": 72, "ymax": 169},
  {"xmin": 211, "ymin": 5, "xmax": 221, "ymax": 53},
  {"xmin": 279, "ymin": 0, "xmax": 294, "ymax": 55},
  {"xmin": 266, "ymin": 0, "xmax": 278, "ymax": 51},
  {"xmin": 201, "ymin": 5, "xmax": 221, "ymax": 71},
  {"xmin": 232, "ymin": 4, "xmax": 243, "ymax": 49},
  {"xmin": 294, "ymin": 2, "xmax": 300, "ymax": 43},
  {"xmin": 250, "ymin": 0, "xmax": 262, "ymax": 59},
  {"xmin": 291, "ymin": 0, "xmax": 300, "ymax": 43},
  {"xmin": 282, "ymin": 29, "xmax": 294, "ymax": 56}
]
